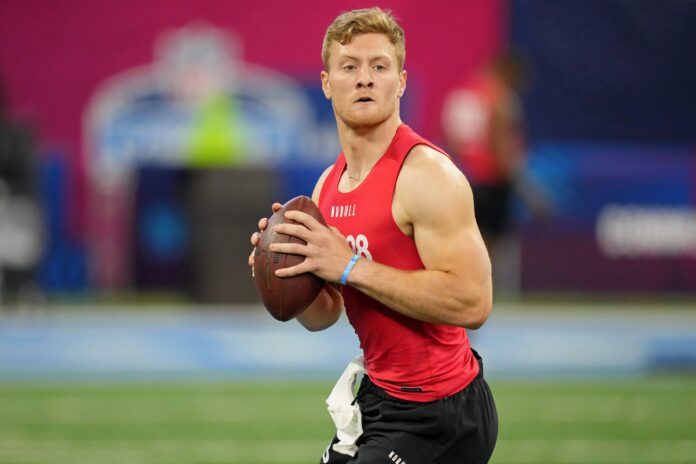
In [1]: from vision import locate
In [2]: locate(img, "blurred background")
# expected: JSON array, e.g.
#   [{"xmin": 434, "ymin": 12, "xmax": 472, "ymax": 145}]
[{"xmin": 0, "ymin": 0, "xmax": 694, "ymax": 463}]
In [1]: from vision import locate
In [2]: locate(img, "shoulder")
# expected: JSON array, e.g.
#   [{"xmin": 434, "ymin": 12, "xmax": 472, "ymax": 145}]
[
  {"xmin": 311, "ymin": 164, "xmax": 336, "ymax": 204},
  {"xmin": 400, "ymin": 144, "xmax": 471, "ymax": 196},
  {"xmin": 402, "ymin": 144, "xmax": 455, "ymax": 171},
  {"xmin": 396, "ymin": 144, "xmax": 474, "ymax": 223}
]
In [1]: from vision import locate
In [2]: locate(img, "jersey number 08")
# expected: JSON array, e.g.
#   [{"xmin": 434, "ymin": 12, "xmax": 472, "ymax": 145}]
[{"xmin": 346, "ymin": 234, "xmax": 373, "ymax": 261}]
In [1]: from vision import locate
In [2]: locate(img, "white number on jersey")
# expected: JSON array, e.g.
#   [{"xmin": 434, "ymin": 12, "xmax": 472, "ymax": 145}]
[{"xmin": 346, "ymin": 234, "xmax": 373, "ymax": 261}]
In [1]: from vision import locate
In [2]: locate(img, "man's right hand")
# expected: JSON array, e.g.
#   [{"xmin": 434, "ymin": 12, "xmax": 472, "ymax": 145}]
[{"xmin": 248, "ymin": 203, "xmax": 283, "ymax": 276}]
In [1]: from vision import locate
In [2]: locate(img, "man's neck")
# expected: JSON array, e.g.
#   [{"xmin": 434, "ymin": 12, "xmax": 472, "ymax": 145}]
[{"xmin": 337, "ymin": 115, "xmax": 403, "ymax": 179}]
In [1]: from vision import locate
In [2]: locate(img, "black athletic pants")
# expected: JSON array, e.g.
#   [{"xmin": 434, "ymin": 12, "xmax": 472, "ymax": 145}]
[{"xmin": 321, "ymin": 350, "xmax": 498, "ymax": 464}]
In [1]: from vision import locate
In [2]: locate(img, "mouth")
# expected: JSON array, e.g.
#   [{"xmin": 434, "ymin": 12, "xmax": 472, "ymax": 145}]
[{"xmin": 355, "ymin": 96, "xmax": 374, "ymax": 103}]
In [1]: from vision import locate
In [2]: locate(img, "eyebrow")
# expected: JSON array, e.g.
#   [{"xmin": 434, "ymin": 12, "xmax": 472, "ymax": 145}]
[{"xmin": 339, "ymin": 54, "xmax": 392, "ymax": 63}]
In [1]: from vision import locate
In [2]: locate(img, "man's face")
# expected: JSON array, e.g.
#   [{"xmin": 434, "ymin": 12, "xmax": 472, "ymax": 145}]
[{"xmin": 321, "ymin": 33, "xmax": 406, "ymax": 130}]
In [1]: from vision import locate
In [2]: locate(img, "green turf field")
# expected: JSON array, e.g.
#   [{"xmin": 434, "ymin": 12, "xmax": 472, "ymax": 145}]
[{"xmin": 1, "ymin": 377, "xmax": 695, "ymax": 464}]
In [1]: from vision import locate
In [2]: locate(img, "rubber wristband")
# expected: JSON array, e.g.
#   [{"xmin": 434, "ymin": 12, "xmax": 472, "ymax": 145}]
[{"xmin": 340, "ymin": 254, "xmax": 360, "ymax": 285}]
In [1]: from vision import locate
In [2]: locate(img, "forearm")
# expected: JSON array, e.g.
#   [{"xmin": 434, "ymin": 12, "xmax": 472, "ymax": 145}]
[
  {"xmin": 296, "ymin": 283, "xmax": 344, "ymax": 332},
  {"xmin": 347, "ymin": 259, "xmax": 491, "ymax": 329}
]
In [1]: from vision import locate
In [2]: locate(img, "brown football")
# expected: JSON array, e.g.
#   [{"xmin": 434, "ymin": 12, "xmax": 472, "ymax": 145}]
[{"xmin": 253, "ymin": 196, "xmax": 327, "ymax": 321}]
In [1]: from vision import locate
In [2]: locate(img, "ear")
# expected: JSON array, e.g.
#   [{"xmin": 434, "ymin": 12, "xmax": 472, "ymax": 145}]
[
  {"xmin": 321, "ymin": 70, "xmax": 331, "ymax": 100},
  {"xmin": 398, "ymin": 69, "xmax": 407, "ymax": 98}
]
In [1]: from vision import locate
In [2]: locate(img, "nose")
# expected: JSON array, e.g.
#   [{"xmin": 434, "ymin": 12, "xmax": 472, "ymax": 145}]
[{"xmin": 357, "ymin": 66, "xmax": 374, "ymax": 89}]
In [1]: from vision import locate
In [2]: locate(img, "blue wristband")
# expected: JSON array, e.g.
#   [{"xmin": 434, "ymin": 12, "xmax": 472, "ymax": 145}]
[{"xmin": 340, "ymin": 254, "xmax": 360, "ymax": 285}]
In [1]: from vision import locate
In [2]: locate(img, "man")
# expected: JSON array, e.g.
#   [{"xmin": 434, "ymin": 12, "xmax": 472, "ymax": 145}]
[
  {"xmin": 442, "ymin": 52, "xmax": 529, "ymax": 249},
  {"xmin": 250, "ymin": 8, "xmax": 497, "ymax": 463}
]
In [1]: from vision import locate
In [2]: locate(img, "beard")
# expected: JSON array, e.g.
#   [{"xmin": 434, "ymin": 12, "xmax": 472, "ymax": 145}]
[{"xmin": 334, "ymin": 99, "xmax": 397, "ymax": 131}]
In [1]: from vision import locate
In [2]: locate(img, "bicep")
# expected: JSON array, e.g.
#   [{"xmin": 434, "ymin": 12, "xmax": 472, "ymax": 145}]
[{"xmin": 405, "ymin": 159, "xmax": 490, "ymax": 280}]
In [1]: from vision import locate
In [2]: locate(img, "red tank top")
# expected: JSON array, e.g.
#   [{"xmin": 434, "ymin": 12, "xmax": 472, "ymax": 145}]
[{"xmin": 318, "ymin": 124, "xmax": 479, "ymax": 401}]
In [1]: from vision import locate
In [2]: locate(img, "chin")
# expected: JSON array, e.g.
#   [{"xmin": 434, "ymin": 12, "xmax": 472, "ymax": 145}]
[{"xmin": 340, "ymin": 109, "xmax": 391, "ymax": 130}]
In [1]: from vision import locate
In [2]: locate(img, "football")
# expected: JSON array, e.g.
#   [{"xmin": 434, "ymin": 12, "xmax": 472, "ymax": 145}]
[{"xmin": 253, "ymin": 196, "xmax": 327, "ymax": 321}]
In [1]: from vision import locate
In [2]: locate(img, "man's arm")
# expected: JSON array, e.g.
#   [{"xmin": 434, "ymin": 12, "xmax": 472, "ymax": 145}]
[
  {"xmin": 273, "ymin": 146, "xmax": 492, "ymax": 329},
  {"xmin": 346, "ymin": 146, "xmax": 492, "ymax": 328},
  {"xmin": 294, "ymin": 165, "xmax": 345, "ymax": 332}
]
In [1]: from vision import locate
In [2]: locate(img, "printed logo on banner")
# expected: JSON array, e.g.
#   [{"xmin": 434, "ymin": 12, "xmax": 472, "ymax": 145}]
[{"xmin": 85, "ymin": 22, "xmax": 338, "ymax": 184}]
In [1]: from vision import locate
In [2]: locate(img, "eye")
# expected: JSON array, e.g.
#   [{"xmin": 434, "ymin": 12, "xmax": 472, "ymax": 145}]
[
  {"xmin": 374, "ymin": 64, "xmax": 386, "ymax": 71},
  {"xmin": 343, "ymin": 64, "xmax": 356, "ymax": 71}
]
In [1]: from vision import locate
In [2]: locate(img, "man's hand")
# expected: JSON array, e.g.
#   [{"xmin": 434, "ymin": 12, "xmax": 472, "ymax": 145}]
[
  {"xmin": 248, "ymin": 202, "xmax": 282, "ymax": 276},
  {"xmin": 269, "ymin": 210, "xmax": 355, "ymax": 283}
]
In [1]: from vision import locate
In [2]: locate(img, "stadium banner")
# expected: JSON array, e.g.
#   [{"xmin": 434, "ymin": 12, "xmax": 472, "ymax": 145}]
[
  {"xmin": 2, "ymin": 1, "xmax": 503, "ymax": 295},
  {"xmin": 521, "ymin": 144, "xmax": 696, "ymax": 294}
]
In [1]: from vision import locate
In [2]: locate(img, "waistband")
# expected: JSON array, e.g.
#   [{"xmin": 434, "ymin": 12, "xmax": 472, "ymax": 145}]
[{"xmin": 357, "ymin": 348, "xmax": 485, "ymax": 405}]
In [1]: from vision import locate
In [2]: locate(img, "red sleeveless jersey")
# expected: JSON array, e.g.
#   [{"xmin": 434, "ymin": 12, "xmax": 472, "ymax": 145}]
[{"xmin": 318, "ymin": 124, "xmax": 479, "ymax": 401}]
